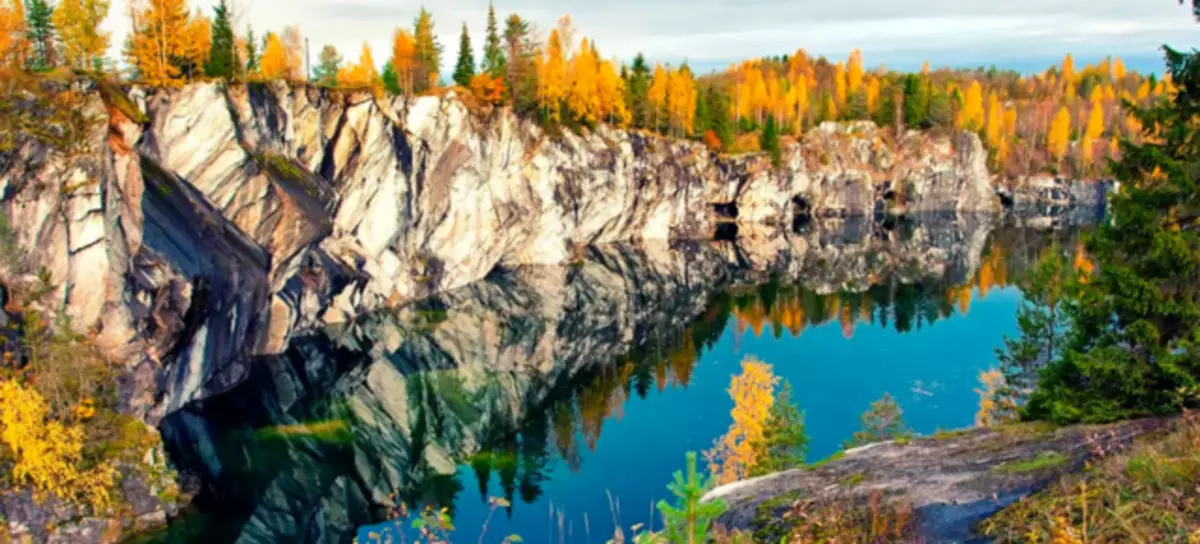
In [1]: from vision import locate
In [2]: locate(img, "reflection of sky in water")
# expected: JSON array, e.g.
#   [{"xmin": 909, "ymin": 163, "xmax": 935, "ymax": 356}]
[{"xmin": 360, "ymin": 285, "xmax": 1025, "ymax": 543}]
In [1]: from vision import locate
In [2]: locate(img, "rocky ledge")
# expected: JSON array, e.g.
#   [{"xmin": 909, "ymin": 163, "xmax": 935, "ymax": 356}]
[{"xmin": 706, "ymin": 417, "xmax": 1171, "ymax": 542}]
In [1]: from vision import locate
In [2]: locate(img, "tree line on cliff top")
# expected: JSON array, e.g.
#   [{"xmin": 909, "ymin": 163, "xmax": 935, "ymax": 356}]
[{"xmin": 0, "ymin": 0, "xmax": 1179, "ymax": 179}]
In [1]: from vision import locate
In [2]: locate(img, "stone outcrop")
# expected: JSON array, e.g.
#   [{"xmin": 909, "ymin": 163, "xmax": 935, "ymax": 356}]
[
  {"xmin": 1, "ymin": 80, "xmax": 1062, "ymax": 418},
  {"xmin": 705, "ymin": 417, "xmax": 1171, "ymax": 542}
]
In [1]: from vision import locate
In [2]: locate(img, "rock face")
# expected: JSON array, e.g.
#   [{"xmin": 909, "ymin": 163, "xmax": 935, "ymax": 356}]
[
  {"xmin": 0, "ymin": 80, "xmax": 1026, "ymax": 417},
  {"xmin": 705, "ymin": 417, "xmax": 1171, "ymax": 542}
]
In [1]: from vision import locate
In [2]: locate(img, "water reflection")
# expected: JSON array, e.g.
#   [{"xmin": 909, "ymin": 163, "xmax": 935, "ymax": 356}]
[{"xmin": 157, "ymin": 215, "xmax": 1090, "ymax": 543}]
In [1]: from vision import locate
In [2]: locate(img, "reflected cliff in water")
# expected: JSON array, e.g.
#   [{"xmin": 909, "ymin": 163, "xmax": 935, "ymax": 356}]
[{"xmin": 156, "ymin": 214, "xmax": 1092, "ymax": 543}]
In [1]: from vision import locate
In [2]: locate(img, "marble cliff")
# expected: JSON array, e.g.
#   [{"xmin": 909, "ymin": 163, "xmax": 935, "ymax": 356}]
[{"xmin": 1, "ymin": 79, "xmax": 1074, "ymax": 420}]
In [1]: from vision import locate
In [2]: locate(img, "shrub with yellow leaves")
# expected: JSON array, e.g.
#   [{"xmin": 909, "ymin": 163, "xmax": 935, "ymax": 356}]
[{"xmin": 0, "ymin": 379, "xmax": 117, "ymax": 511}]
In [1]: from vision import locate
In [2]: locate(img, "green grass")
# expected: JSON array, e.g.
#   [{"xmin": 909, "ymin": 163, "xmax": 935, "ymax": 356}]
[
  {"xmin": 840, "ymin": 472, "xmax": 866, "ymax": 486},
  {"xmin": 983, "ymin": 415, "xmax": 1200, "ymax": 542},
  {"xmin": 994, "ymin": 451, "xmax": 1069, "ymax": 474}
]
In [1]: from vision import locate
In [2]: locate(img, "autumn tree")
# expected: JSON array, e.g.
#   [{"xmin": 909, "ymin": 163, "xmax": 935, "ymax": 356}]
[
  {"xmin": 52, "ymin": 0, "xmax": 109, "ymax": 70},
  {"xmin": 706, "ymin": 357, "xmax": 779, "ymax": 484},
  {"xmin": 24, "ymin": 0, "xmax": 54, "ymax": 69},
  {"xmin": 667, "ymin": 65, "xmax": 696, "ymax": 136},
  {"xmin": 480, "ymin": 1, "xmax": 505, "ymax": 78},
  {"xmin": 128, "ymin": 0, "xmax": 209, "ymax": 87},
  {"xmin": 337, "ymin": 42, "xmax": 379, "ymax": 90},
  {"xmin": 957, "ymin": 81, "xmax": 984, "ymax": 131},
  {"xmin": 451, "ymin": 22, "xmax": 474, "ymax": 87},
  {"xmin": 1082, "ymin": 96, "xmax": 1105, "ymax": 167},
  {"xmin": 567, "ymin": 37, "xmax": 599, "ymax": 123},
  {"xmin": 259, "ymin": 31, "xmax": 289, "ymax": 79},
  {"xmin": 1047, "ymin": 105, "xmax": 1071, "ymax": 165},
  {"xmin": 847, "ymin": 49, "xmax": 864, "ymax": 95},
  {"xmin": 391, "ymin": 29, "xmax": 415, "ymax": 94},
  {"xmin": 413, "ymin": 7, "xmax": 442, "ymax": 92},
  {"xmin": 647, "ymin": 63, "xmax": 668, "ymax": 132},
  {"xmin": 312, "ymin": 44, "xmax": 340, "ymax": 86},
  {"xmin": 205, "ymin": 0, "xmax": 235, "ymax": 78},
  {"xmin": 537, "ymin": 28, "xmax": 567, "ymax": 121},
  {"xmin": 0, "ymin": 0, "xmax": 27, "ymax": 66},
  {"xmin": 834, "ymin": 61, "xmax": 847, "ymax": 110}
]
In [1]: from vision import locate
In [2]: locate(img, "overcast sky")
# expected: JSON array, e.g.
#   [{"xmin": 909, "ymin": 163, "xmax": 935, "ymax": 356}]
[{"xmin": 103, "ymin": 0, "xmax": 1200, "ymax": 75}]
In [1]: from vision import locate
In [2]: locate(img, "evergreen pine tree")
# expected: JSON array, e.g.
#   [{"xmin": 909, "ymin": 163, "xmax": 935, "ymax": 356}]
[
  {"xmin": 707, "ymin": 85, "xmax": 735, "ymax": 149},
  {"xmin": 480, "ymin": 1, "xmax": 505, "ymax": 78},
  {"xmin": 625, "ymin": 53, "xmax": 650, "ymax": 129},
  {"xmin": 25, "ymin": 0, "xmax": 55, "ymax": 69},
  {"xmin": 1024, "ymin": 7, "xmax": 1200, "ymax": 423},
  {"xmin": 451, "ymin": 22, "xmax": 475, "ymax": 87},
  {"xmin": 244, "ymin": 27, "xmax": 260, "ymax": 73},
  {"xmin": 760, "ymin": 115, "xmax": 782, "ymax": 167},
  {"xmin": 380, "ymin": 61, "xmax": 400, "ymax": 94},
  {"xmin": 206, "ymin": 0, "xmax": 236, "ymax": 78},
  {"xmin": 902, "ymin": 74, "xmax": 931, "ymax": 129}
]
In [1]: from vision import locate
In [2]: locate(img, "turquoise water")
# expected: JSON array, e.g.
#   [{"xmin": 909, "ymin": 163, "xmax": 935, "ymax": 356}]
[{"xmin": 156, "ymin": 218, "xmax": 1086, "ymax": 543}]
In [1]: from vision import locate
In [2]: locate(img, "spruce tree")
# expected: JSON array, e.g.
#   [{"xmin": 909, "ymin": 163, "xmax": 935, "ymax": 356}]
[
  {"xmin": 625, "ymin": 53, "xmax": 650, "ymax": 128},
  {"xmin": 25, "ymin": 0, "xmax": 55, "ymax": 70},
  {"xmin": 480, "ymin": 1, "xmax": 505, "ymax": 77},
  {"xmin": 760, "ymin": 115, "xmax": 782, "ymax": 167},
  {"xmin": 207, "ymin": 0, "xmax": 237, "ymax": 78},
  {"xmin": 413, "ymin": 8, "xmax": 442, "ymax": 91},
  {"xmin": 380, "ymin": 61, "xmax": 400, "ymax": 94},
  {"xmin": 1023, "ymin": 0, "xmax": 1200, "ymax": 424},
  {"xmin": 451, "ymin": 22, "xmax": 475, "ymax": 87},
  {"xmin": 243, "ymin": 27, "xmax": 260, "ymax": 73}
]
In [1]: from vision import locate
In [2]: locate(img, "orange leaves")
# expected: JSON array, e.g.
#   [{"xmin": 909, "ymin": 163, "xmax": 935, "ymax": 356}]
[
  {"xmin": 259, "ymin": 26, "xmax": 303, "ymax": 81},
  {"xmin": 706, "ymin": 357, "xmax": 779, "ymax": 484},
  {"xmin": 834, "ymin": 61, "xmax": 847, "ymax": 108},
  {"xmin": 469, "ymin": 73, "xmax": 505, "ymax": 106},
  {"xmin": 392, "ymin": 29, "xmax": 416, "ymax": 94},
  {"xmin": 596, "ymin": 59, "xmax": 627, "ymax": 125},
  {"xmin": 0, "ymin": 0, "xmax": 25, "ymax": 66},
  {"xmin": 703, "ymin": 129, "xmax": 722, "ymax": 151},
  {"xmin": 127, "ymin": 0, "xmax": 205, "ymax": 87},
  {"xmin": 337, "ymin": 43, "xmax": 380, "ymax": 91},
  {"xmin": 1082, "ymin": 95, "xmax": 1105, "ymax": 166}
]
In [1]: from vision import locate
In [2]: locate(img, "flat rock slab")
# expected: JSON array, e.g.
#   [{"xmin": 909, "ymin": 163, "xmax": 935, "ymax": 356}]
[{"xmin": 705, "ymin": 417, "xmax": 1171, "ymax": 541}]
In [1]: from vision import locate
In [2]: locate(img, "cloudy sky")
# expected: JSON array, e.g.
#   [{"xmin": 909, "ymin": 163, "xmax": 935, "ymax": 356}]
[{"xmin": 103, "ymin": 0, "xmax": 1200, "ymax": 75}]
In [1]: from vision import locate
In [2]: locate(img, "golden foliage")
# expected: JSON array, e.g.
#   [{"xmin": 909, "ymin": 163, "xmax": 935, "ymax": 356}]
[
  {"xmin": 259, "ymin": 27, "xmax": 303, "ymax": 81},
  {"xmin": 847, "ymin": 49, "xmax": 864, "ymax": 95},
  {"xmin": 974, "ymin": 369, "xmax": 1017, "ymax": 427},
  {"xmin": 1082, "ymin": 97, "xmax": 1105, "ymax": 166},
  {"xmin": 0, "ymin": 0, "xmax": 28, "ymax": 66},
  {"xmin": 536, "ymin": 29, "xmax": 568, "ymax": 121},
  {"xmin": 336, "ymin": 42, "xmax": 380, "ymax": 91},
  {"xmin": 567, "ymin": 37, "xmax": 600, "ymax": 123},
  {"xmin": 126, "ymin": 0, "xmax": 208, "ymax": 87},
  {"xmin": 0, "ymin": 380, "xmax": 117, "ymax": 511},
  {"xmin": 834, "ymin": 61, "xmax": 847, "ymax": 108},
  {"xmin": 392, "ymin": 29, "xmax": 417, "ymax": 94},
  {"xmin": 706, "ymin": 357, "xmax": 779, "ymax": 484},
  {"xmin": 958, "ymin": 81, "xmax": 984, "ymax": 131},
  {"xmin": 51, "ymin": 0, "xmax": 110, "ymax": 70},
  {"xmin": 666, "ymin": 66, "xmax": 696, "ymax": 136},
  {"xmin": 1047, "ymin": 106, "xmax": 1072, "ymax": 162}
]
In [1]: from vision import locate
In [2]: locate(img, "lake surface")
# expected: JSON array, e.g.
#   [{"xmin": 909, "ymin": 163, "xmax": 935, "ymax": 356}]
[{"xmin": 155, "ymin": 215, "xmax": 1091, "ymax": 543}]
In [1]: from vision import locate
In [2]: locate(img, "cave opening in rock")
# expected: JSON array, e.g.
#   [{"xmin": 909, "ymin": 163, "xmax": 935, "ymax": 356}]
[
  {"xmin": 997, "ymin": 192, "xmax": 1015, "ymax": 210},
  {"xmin": 791, "ymin": 194, "xmax": 813, "ymax": 234},
  {"xmin": 712, "ymin": 202, "xmax": 739, "ymax": 221},
  {"xmin": 714, "ymin": 222, "xmax": 739, "ymax": 242}
]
